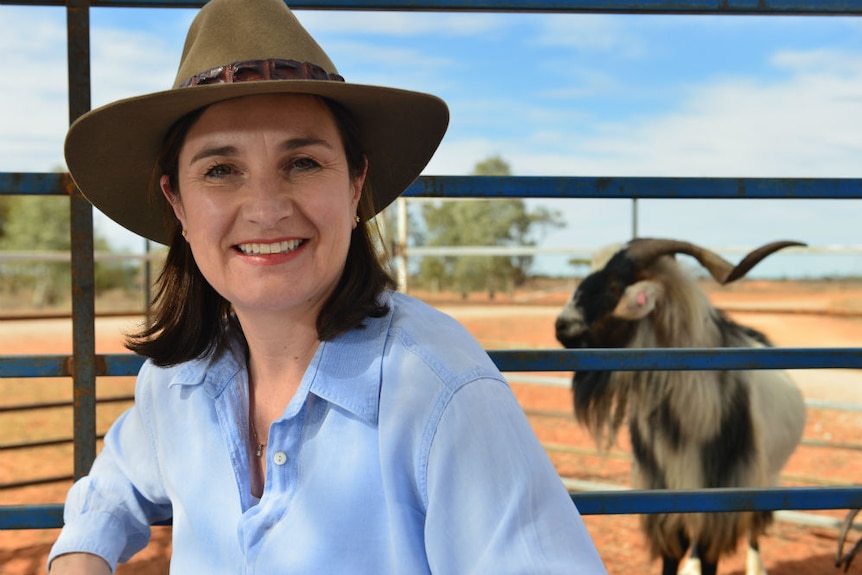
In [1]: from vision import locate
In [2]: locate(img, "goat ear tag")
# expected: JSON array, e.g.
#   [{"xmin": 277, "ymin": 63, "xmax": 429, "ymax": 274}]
[{"xmin": 613, "ymin": 280, "xmax": 662, "ymax": 320}]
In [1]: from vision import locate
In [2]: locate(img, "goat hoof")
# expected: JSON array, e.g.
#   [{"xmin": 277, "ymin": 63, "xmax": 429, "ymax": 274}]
[
  {"xmin": 679, "ymin": 557, "xmax": 701, "ymax": 575},
  {"xmin": 746, "ymin": 546, "xmax": 768, "ymax": 575}
]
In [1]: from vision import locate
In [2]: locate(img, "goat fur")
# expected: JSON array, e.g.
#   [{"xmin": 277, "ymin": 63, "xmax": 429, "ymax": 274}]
[{"xmin": 556, "ymin": 248, "xmax": 806, "ymax": 568}]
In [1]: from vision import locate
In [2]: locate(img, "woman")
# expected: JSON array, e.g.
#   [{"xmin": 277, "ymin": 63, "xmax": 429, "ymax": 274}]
[{"xmin": 49, "ymin": 0, "xmax": 608, "ymax": 573}]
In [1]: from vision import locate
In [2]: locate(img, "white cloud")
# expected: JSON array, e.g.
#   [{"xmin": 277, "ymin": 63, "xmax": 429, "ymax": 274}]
[
  {"xmin": 89, "ymin": 28, "xmax": 178, "ymax": 107},
  {"xmin": 430, "ymin": 62, "xmax": 862, "ymax": 179},
  {"xmin": 538, "ymin": 69, "xmax": 621, "ymax": 99},
  {"xmin": 583, "ymin": 64, "xmax": 862, "ymax": 178},
  {"xmin": 0, "ymin": 8, "xmax": 180, "ymax": 171},
  {"xmin": 322, "ymin": 40, "xmax": 453, "ymax": 92},
  {"xmin": 771, "ymin": 48, "xmax": 862, "ymax": 76},
  {"xmin": 425, "ymin": 137, "xmax": 499, "ymax": 175},
  {"xmin": 533, "ymin": 13, "xmax": 645, "ymax": 57},
  {"xmin": 0, "ymin": 8, "xmax": 68, "ymax": 171},
  {"xmin": 429, "ymin": 48, "xmax": 862, "ymax": 179}
]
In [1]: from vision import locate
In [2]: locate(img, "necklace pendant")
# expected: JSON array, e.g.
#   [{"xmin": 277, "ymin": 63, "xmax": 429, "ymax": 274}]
[{"xmin": 255, "ymin": 443, "xmax": 264, "ymax": 457}]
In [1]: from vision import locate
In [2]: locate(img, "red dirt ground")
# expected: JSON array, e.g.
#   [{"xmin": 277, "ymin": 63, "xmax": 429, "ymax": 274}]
[{"xmin": 2, "ymin": 279, "xmax": 862, "ymax": 574}]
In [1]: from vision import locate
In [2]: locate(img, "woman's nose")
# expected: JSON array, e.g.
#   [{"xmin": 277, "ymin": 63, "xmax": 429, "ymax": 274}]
[{"xmin": 242, "ymin": 174, "xmax": 293, "ymax": 226}]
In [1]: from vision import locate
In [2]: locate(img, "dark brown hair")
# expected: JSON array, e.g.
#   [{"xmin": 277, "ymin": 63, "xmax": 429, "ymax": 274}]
[{"xmin": 127, "ymin": 97, "xmax": 396, "ymax": 366}]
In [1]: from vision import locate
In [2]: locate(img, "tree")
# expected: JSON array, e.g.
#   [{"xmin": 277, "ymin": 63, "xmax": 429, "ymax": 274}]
[
  {"xmin": 0, "ymin": 197, "xmax": 11, "ymax": 240},
  {"xmin": 417, "ymin": 155, "xmax": 563, "ymax": 298},
  {"xmin": 0, "ymin": 193, "xmax": 136, "ymax": 307},
  {"xmin": 0, "ymin": 195, "xmax": 72, "ymax": 306}
]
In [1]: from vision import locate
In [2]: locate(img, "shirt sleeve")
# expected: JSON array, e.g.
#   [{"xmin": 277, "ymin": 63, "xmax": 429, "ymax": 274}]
[
  {"xmin": 48, "ymin": 362, "xmax": 173, "ymax": 573},
  {"xmin": 423, "ymin": 377, "xmax": 608, "ymax": 574}
]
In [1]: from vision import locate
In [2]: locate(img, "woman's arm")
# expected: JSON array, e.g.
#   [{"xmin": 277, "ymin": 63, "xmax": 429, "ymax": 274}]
[
  {"xmin": 424, "ymin": 377, "xmax": 608, "ymax": 574},
  {"xmin": 48, "ymin": 362, "xmax": 173, "ymax": 571},
  {"xmin": 49, "ymin": 552, "xmax": 112, "ymax": 575}
]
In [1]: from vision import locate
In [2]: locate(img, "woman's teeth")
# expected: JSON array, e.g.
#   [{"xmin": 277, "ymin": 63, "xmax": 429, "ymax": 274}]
[{"xmin": 236, "ymin": 239, "xmax": 303, "ymax": 255}]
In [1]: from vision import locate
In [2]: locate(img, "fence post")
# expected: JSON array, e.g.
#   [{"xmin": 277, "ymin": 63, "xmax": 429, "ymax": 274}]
[
  {"xmin": 66, "ymin": 0, "xmax": 97, "ymax": 480},
  {"xmin": 396, "ymin": 198, "xmax": 409, "ymax": 291}
]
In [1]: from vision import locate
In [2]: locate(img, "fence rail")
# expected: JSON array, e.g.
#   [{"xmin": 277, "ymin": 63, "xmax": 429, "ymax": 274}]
[
  {"xmin": 7, "ymin": 172, "xmax": 862, "ymax": 199},
  {"xmin": 4, "ymin": 347, "xmax": 862, "ymax": 379},
  {"xmin": 5, "ymin": 0, "xmax": 862, "ymax": 14},
  {"xmin": 4, "ymin": 484, "xmax": 862, "ymax": 530}
]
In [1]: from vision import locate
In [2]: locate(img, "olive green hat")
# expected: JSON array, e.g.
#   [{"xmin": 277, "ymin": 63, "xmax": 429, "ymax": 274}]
[{"xmin": 64, "ymin": 0, "xmax": 449, "ymax": 245}]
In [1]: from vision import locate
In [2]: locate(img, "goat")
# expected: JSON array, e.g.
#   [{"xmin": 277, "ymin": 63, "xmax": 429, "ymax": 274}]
[{"xmin": 554, "ymin": 238, "xmax": 807, "ymax": 575}]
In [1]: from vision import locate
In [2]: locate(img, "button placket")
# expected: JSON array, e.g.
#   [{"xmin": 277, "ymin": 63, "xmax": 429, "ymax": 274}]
[
  {"xmin": 241, "ymin": 401, "xmax": 308, "ymax": 569},
  {"xmin": 263, "ymin": 409, "xmax": 304, "ymax": 493}
]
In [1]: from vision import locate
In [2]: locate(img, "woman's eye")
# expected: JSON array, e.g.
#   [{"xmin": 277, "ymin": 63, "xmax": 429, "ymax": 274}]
[
  {"xmin": 292, "ymin": 157, "xmax": 320, "ymax": 171},
  {"xmin": 204, "ymin": 163, "xmax": 233, "ymax": 178}
]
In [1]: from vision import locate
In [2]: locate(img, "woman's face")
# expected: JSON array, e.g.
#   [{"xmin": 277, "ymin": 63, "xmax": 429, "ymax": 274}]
[{"xmin": 162, "ymin": 93, "xmax": 364, "ymax": 322}]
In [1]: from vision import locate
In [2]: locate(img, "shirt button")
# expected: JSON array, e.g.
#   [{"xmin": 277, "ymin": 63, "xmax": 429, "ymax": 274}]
[{"xmin": 273, "ymin": 452, "xmax": 287, "ymax": 466}]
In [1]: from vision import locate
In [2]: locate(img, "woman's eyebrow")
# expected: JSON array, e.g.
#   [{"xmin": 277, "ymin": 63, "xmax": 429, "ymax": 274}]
[
  {"xmin": 188, "ymin": 137, "xmax": 332, "ymax": 165},
  {"xmin": 189, "ymin": 145, "xmax": 238, "ymax": 165},
  {"xmin": 279, "ymin": 137, "xmax": 333, "ymax": 152}
]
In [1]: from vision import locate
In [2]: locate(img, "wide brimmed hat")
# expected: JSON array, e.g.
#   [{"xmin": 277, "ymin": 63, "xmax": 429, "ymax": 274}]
[{"xmin": 64, "ymin": 0, "xmax": 449, "ymax": 245}]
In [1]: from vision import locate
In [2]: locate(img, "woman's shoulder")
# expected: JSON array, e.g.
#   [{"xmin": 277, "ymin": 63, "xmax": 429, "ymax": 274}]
[
  {"xmin": 386, "ymin": 291, "xmax": 468, "ymax": 324},
  {"xmin": 387, "ymin": 292, "xmax": 478, "ymax": 345},
  {"xmin": 383, "ymin": 291, "xmax": 503, "ymax": 388}
]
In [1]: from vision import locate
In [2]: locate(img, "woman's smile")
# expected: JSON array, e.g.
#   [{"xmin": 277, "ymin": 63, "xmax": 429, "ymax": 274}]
[{"xmin": 234, "ymin": 238, "xmax": 306, "ymax": 257}]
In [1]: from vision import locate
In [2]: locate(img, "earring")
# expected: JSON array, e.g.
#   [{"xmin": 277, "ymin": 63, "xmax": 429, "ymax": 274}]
[
  {"xmin": 182, "ymin": 229, "xmax": 188, "ymax": 239},
  {"xmin": 354, "ymin": 215, "xmax": 360, "ymax": 223}
]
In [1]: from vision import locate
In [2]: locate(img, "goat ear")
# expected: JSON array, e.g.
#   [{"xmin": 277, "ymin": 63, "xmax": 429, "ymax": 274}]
[{"xmin": 612, "ymin": 280, "xmax": 664, "ymax": 320}]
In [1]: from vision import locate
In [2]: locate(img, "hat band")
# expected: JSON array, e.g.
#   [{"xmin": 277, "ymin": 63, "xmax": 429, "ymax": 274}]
[{"xmin": 180, "ymin": 58, "xmax": 345, "ymax": 88}]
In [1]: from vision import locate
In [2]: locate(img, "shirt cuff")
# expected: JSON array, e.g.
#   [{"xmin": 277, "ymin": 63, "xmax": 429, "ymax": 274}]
[{"xmin": 47, "ymin": 510, "xmax": 136, "ymax": 574}]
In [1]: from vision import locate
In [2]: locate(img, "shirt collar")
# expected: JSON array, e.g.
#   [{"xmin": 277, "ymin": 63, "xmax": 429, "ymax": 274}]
[
  {"xmin": 169, "ymin": 345, "xmax": 244, "ymax": 399},
  {"xmin": 168, "ymin": 293, "xmax": 395, "ymax": 426},
  {"xmin": 305, "ymin": 296, "xmax": 393, "ymax": 426}
]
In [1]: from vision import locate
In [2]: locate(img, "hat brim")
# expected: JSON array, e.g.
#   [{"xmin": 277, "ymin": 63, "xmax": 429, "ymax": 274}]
[{"xmin": 65, "ymin": 80, "xmax": 449, "ymax": 245}]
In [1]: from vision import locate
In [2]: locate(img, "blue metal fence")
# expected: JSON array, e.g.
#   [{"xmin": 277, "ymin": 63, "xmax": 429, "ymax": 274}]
[{"xmin": 2, "ymin": 0, "xmax": 862, "ymax": 534}]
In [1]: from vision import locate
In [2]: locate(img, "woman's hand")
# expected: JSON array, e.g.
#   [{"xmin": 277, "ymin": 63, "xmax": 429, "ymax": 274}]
[{"xmin": 49, "ymin": 553, "xmax": 111, "ymax": 575}]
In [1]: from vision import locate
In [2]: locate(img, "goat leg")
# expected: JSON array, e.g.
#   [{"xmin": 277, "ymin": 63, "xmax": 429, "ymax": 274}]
[{"xmin": 836, "ymin": 508, "xmax": 861, "ymax": 571}]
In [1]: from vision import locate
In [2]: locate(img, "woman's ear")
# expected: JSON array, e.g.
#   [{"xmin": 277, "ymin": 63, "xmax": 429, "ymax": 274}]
[
  {"xmin": 160, "ymin": 174, "xmax": 186, "ymax": 228},
  {"xmin": 351, "ymin": 157, "xmax": 368, "ymax": 206}
]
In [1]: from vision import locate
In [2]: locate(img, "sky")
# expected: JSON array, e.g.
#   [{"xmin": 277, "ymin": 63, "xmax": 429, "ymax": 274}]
[{"xmin": 3, "ymin": 5, "xmax": 862, "ymax": 279}]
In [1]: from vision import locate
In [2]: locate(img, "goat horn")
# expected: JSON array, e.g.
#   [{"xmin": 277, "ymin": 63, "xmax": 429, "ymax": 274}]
[
  {"xmin": 722, "ymin": 240, "xmax": 807, "ymax": 284},
  {"xmin": 625, "ymin": 238, "xmax": 806, "ymax": 285}
]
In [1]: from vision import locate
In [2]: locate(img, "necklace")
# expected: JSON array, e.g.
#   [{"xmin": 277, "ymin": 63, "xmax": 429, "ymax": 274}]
[{"xmin": 250, "ymin": 418, "xmax": 266, "ymax": 457}]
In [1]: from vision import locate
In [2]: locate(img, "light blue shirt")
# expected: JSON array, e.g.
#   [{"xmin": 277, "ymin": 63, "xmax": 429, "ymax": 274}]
[{"xmin": 49, "ymin": 292, "xmax": 607, "ymax": 574}]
